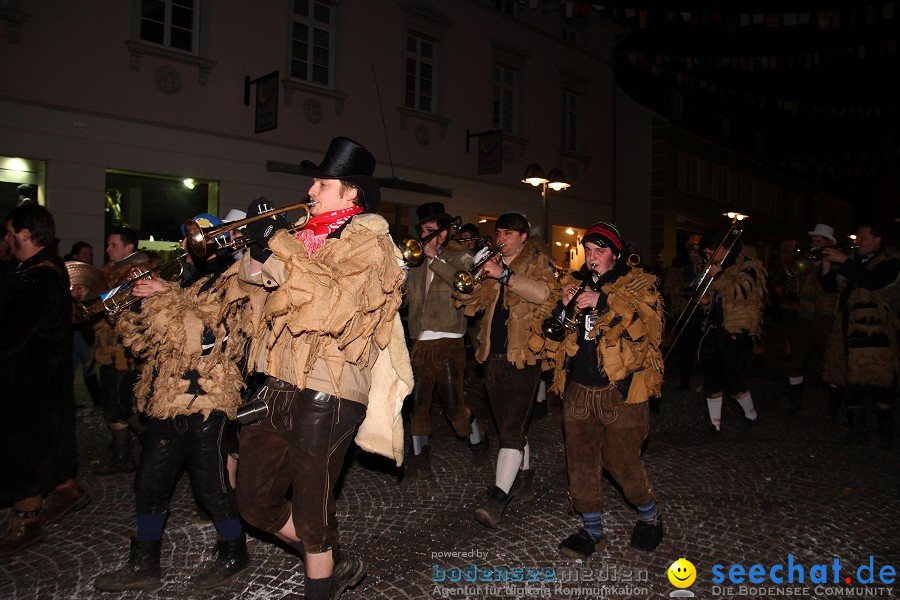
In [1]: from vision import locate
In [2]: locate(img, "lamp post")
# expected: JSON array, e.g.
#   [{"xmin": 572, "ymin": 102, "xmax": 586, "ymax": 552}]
[{"xmin": 522, "ymin": 163, "xmax": 570, "ymax": 246}]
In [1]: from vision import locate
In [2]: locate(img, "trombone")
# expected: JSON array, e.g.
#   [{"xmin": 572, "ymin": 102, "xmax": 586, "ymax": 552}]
[
  {"xmin": 662, "ymin": 216, "xmax": 745, "ymax": 362},
  {"xmin": 398, "ymin": 216, "xmax": 462, "ymax": 267},
  {"xmin": 184, "ymin": 202, "xmax": 312, "ymax": 261},
  {"xmin": 77, "ymin": 254, "xmax": 186, "ymax": 318},
  {"xmin": 452, "ymin": 243, "xmax": 505, "ymax": 293}
]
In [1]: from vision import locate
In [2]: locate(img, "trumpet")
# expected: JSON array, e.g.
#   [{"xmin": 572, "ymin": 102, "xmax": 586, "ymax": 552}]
[
  {"xmin": 542, "ymin": 265, "xmax": 597, "ymax": 341},
  {"xmin": 77, "ymin": 254, "xmax": 186, "ymax": 318},
  {"xmin": 452, "ymin": 243, "xmax": 505, "ymax": 293},
  {"xmin": 787, "ymin": 246, "xmax": 823, "ymax": 276},
  {"xmin": 399, "ymin": 216, "xmax": 462, "ymax": 267},
  {"xmin": 184, "ymin": 202, "xmax": 312, "ymax": 261}
]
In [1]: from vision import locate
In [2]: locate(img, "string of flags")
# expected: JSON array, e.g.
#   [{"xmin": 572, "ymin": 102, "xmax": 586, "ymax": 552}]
[
  {"xmin": 623, "ymin": 52, "xmax": 898, "ymax": 118},
  {"xmin": 522, "ymin": 1, "xmax": 898, "ymax": 27}
]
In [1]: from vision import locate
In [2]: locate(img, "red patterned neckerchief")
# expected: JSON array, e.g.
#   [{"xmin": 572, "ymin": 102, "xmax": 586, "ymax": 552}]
[{"xmin": 294, "ymin": 205, "xmax": 363, "ymax": 256}]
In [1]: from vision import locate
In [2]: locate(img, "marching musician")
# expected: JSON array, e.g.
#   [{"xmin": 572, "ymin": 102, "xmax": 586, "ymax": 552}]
[
  {"xmin": 542, "ymin": 222, "xmax": 665, "ymax": 559},
  {"xmin": 93, "ymin": 226, "xmax": 150, "ymax": 475},
  {"xmin": 785, "ymin": 224, "xmax": 839, "ymax": 417},
  {"xmin": 698, "ymin": 228, "xmax": 767, "ymax": 437},
  {"xmin": 454, "ymin": 212, "xmax": 557, "ymax": 529},
  {"xmin": 820, "ymin": 224, "xmax": 900, "ymax": 448},
  {"xmin": 233, "ymin": 137, "xmax": 412, "ymax": 600},
  {"xmin": 94, "ymin": 213, "xmax": 252, "ymax": 592},
  {"xmin": 403, "ymin": 202, "xmax": 489, "ymax": 483}
]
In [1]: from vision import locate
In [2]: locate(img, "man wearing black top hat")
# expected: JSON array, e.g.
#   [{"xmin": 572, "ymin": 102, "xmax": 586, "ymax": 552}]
[
  {"xmin": 235, "ymin": 137, "xmax": 412, "ymax": 600},
  {"xmin": 403, "ymin": 202, "xmax": 489, "ymax": 483}
]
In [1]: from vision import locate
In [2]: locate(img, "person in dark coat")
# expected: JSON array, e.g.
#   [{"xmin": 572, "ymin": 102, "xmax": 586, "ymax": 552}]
[{"xmin": 0, "ymin": 203, "xmax": 90, "ymax": 557}]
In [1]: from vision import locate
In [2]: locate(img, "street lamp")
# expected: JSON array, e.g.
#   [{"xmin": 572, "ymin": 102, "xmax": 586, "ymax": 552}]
[{"xmin": 521, "ymin": 163, "xmax": 570, "ymax": 245}]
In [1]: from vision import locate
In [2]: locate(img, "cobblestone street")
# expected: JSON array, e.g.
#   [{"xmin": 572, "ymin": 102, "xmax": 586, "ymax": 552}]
[{"xmin": 2, "ymin": 326, "xmax": 898, "ymax": 600}]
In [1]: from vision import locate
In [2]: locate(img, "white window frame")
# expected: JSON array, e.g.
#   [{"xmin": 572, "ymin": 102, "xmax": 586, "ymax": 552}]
[
  {"xmin": 405, "ymin": 31, "xmax": 437, "ymax": 113},
  {"xmin": 139, "ymin": 0, "xmax": 199, "ymax": 54},
  {"xmin": 493, "ymin": 63, "xmax": 519, "ymax": 135},
  {"xmin": 290, "ymin": 0, "xmax": 335, "ymax": 88},
  {"xmin": 561, "ymin": 88, "xmax": 582, "ymax": 152}
]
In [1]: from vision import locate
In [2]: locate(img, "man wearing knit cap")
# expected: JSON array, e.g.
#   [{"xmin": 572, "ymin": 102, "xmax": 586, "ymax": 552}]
[
  {"xmin": 542, "ymin": 221, "xmax": 665, "ymax": 558},
  {"xmin": 785, "ymin": 223, "xmax": 839, "ymax": 418},
  {"xmin": 698, "ymin": 229, "xmax": 767, "ymax": 437}
]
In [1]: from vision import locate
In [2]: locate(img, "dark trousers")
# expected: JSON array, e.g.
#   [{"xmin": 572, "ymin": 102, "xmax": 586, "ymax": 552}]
[
  {"xmin": 789, "ymin": 315, "xmax": 833, "ymax": 379},
  {"xmin": 563, "ymin": 383, "xmax": 653, "ymax": 513},
  {"xmin": 700, "ymin": 328, "xmax": 752, "ymax": 397},
  {"xmin": 99, "ymin": 363, "xmax": 138, "ymax": 424},
  {"xmin": 236, "ymin": 379, "xmax": 366, "ymax": 554},
  {"xmin": 484, "ymin": 355, "xmax": 541, "ymax": 450},
  {"xmin": 410, "ymin": 338, "xmax": 471, "ymax": 437},
  {"xmin": 135, "ymin": 411, "xmax": 238, "ymax": 522}
]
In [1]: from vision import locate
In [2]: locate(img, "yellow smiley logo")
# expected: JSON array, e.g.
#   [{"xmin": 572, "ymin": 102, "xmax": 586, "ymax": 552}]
[{"xmin": 667, "ymin": 558, "xmax": 697, "ymax": 588}]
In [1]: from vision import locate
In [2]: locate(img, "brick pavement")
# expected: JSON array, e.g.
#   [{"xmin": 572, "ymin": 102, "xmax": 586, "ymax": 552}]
[{"xmin": 2, "ymin": 328, "xmax": 898, "ymax": 600}]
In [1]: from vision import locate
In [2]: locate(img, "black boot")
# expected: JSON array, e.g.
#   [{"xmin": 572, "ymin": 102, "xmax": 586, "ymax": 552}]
[
  {"xmin": 93, "ymin": 537, "xmax": 162, "ymax": 592},
  {"xmin": 84, "ymin": 372, "xmax": 103, "ymax": 407},
  {"xmin": 93, "ymin": 428, "xmax": 136, "ymax": 475},
  {"xmin": 401, "ymin": 446, "xmax": 434, "ymax": 485},
  {"xmin": 876, "ymin": 405, "xmax": 894, "ymax": 449},
  {"xmin": 507, "ymin": 469, "xmax": 535, "ymax": 505},
  {"xmin": 630, "ymin": 516, "xmax": 664, "ymax": 552},
  {"xmin": 827, "ymin": 387, "xmax": 843, "ymax": 421},
  {"xmin": 192, "ymin": 535, "xmax": 251, "ymax": 590},
  {"xmin": 787, "ymin": 383, "xmax": 804, "ymax": 417},
  {"xmin": 474, "ymin": 486, "xmax": 511, "ymax": 529},
  {"xmin": 469, "ymin": 437, "xmax": 490, "ymax": 470},
  {"xmin": 329, "ymin": 551, "xmax": 367, "ymax": 599},
  {"xmin": 844, "ymin": 407, "xmax": 868, "ymax": 446}
]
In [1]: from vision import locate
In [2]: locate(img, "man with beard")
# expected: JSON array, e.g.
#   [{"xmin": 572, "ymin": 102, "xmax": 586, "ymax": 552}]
[{"xmin": 0, "ymin": 203, "xmax": 90, "ymax": 556}]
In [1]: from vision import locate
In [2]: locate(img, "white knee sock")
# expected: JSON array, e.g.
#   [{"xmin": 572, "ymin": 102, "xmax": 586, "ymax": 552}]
[
  {"xmin": 734, "ymin": 390, "xmax": 758, "ymax": 421},
  {"xmin": 536, "ymin": 380, "xmax": 546, "ymax": 403},
  {"xmin": 412, "ymin": 435, "xmax": 429, "ymax": 455},
  {"xmin": 522, "ymin": 442, "xmax": 530, "ymax": 471},
  {"xmin": 495, "ymin": 448, "xmax": 523, "ymax": 494},
  {"xmin": 706, "ymin": 396, "xmax": 723, "ymax": 430}
]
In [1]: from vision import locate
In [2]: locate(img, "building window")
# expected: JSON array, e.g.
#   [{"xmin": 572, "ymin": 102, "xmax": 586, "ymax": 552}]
[
  {"xmin": 561, "ymin": 89, "xmax": 582, "ymax": 152},
  {"xmin": 405, "ymin": 32, "xmax": 436, "ymax": 113},
  {"xmin": 139, "ymin": 0, "xmax": 198, "ymax": 53},
  {"xmin": 718, "ymin": 115, "xmax": 730, "ymax": 140},
  {"xmin": 291, "ymin": 0, "xmax": 334, "ymax": 87},
  {"xmin": 563, "ymin": 24, "xmax": 584, "ymax": 48},
  {"xmin": 493, "ymin": 0, "xmax": 517, "ymax": 16},
  {"xmin": 492, "ymin": 63, "xmax": 519, "ymax": 135},
  {"xmin": 671, "ymin": 90, "xmax": 683, "ymax": 119}
]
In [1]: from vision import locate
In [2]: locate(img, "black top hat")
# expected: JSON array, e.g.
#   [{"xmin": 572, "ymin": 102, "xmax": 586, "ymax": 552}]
[
  {"xmin": 298, "ymin": 137, "xmax": 381, "ymax": 211},
  {"xmin": 415, "ymin": 202, "xmax": 452, "ymax": 228}
]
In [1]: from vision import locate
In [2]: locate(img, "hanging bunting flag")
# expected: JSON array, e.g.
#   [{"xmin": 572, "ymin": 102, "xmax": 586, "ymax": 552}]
[{"xmin": 885, "ymin": 2, "xmax": 895, "ymax": 19}]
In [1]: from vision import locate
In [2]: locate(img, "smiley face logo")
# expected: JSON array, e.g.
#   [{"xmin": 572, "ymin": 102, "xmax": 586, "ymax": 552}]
[{"xmin": 667, "ymin": 558, "xmax": 697, "ymax": 588}]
